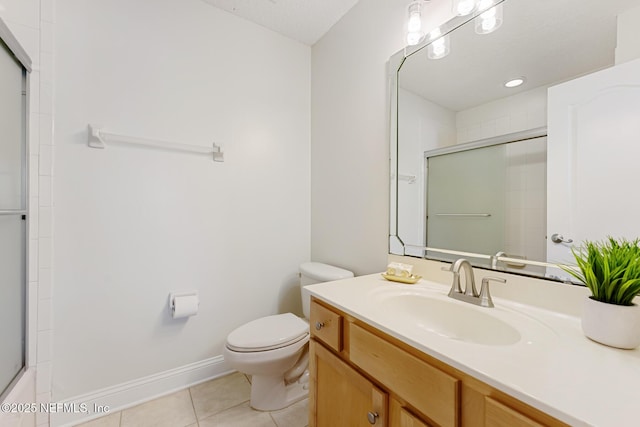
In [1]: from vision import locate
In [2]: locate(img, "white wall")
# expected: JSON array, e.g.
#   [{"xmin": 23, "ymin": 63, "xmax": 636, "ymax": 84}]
[
  {"xmin": 456, "ymin": 85, "xmax": 548, "ymax": 144},
  {"xmin": 53, "ymin": 0, "xmax": 310, "ymax": 402},
  {"xmin": 310, "ymin": 0, "xmax": 453, "ymax": 275}
]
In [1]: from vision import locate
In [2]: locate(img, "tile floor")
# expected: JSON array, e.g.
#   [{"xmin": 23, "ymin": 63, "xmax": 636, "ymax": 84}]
[{"xmin": 75, "ymin": 372, "xmax": 309, "ymax": 427}]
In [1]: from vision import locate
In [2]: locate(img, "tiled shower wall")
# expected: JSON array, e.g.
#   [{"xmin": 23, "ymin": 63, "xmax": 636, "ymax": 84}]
[{"xmin": 0, "ymin": 0, "xmax": 55, "ymax": 425}]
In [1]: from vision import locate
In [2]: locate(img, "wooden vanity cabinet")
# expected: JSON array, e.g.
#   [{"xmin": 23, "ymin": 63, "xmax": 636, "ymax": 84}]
[
  {"xmin": 310, "ymin": 340, "xmax": 388, "ymax": 427},
  {"xmin": 309, "ymin": 298, "xmax": 569, "ymax": 427}
]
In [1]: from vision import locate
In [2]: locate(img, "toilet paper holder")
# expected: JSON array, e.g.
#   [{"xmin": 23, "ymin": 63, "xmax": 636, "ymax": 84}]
[{"xmin": 169, "ymin": 291, "xmax": 199, "ymax": 319}]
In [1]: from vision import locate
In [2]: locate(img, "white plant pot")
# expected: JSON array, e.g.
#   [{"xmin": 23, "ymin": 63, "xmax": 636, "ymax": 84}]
[{"xmin": 582, "ymin": 297, "xmax": 640, "ymax": 349}]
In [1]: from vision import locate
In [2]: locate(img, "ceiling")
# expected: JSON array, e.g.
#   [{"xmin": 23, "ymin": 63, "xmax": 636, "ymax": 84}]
[{"xmin": 201, "ymin": 0, "xmax": 361, "ymax": 45}]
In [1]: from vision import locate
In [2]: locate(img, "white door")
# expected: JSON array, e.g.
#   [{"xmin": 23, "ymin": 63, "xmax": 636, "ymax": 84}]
[{"xmin": 547, "ymin": 57, "xmax": 640, "ymax": 274}]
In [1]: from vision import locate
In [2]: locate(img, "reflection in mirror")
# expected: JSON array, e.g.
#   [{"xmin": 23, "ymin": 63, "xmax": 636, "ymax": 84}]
[{"xmin": 389, "ymin": 0, "xmax": 640, "ymax": 281}]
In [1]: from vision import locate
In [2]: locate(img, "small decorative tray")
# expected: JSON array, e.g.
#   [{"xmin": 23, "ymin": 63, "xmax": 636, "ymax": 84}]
[{"xmin": 381, "ymin": 273, "xmax": 422, "ymax": 284}]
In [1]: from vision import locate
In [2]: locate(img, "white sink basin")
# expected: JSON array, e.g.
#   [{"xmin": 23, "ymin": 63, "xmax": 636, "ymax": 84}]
[{"xmin": 368, "ymin": 286, "xmax": 556, "ymax": 346}]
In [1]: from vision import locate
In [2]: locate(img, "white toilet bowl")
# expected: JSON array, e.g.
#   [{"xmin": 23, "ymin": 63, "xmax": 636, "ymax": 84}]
[
  {"xmin": 223, "ymin": 263, "xmax": 354, "ymax": 411},
  {"xmin": 223, "ymin": 313, "xmax": 310, "ymax": 411}
]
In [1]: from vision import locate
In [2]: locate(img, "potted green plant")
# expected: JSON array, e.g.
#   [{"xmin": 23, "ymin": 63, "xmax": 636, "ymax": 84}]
[{"xmin": 561, "ymin": 237, "xmax": 640, "ymax": 349}]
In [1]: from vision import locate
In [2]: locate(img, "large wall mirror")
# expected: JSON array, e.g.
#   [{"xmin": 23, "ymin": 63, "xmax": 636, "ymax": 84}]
[{"xmin": 389, "ymin": 0, "xmax": 640, "ymax": 281}]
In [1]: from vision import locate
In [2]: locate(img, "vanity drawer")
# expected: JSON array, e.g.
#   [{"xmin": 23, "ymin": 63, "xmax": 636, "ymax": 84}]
[
  {"xmin": 310, "ymin": 300, "xmax": 343, "ymax": 352},
  {"xmin": 349, "ymin": 323, "xmax": 459, "ymax": 427},
  {"xmin": 485, "ymin": 397, "xmax": 544, "ymax": 427}
]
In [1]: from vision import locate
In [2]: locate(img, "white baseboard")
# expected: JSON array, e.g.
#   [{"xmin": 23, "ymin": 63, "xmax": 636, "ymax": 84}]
[{"xmin": 51, "ymin": 356, "xmax": 232, "ymax": 427}]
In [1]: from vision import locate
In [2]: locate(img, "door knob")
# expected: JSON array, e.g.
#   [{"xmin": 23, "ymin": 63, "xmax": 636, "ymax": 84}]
[
  {"xmin": 367, "ymin": 411, "xmax": 379, "ymax": 424},
  {"xmin": 315, "ymin": 321, "xmax": 325, "ymax": 330},
  {"xmin": 551, "ymin": 233, "xmax": 573, "ymax": 244}
]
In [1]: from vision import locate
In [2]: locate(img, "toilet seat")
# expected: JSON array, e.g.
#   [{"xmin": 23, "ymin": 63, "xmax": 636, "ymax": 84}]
[{"xmin": 227, "ymin": 313, "xmax": 309, "ymax": 352}]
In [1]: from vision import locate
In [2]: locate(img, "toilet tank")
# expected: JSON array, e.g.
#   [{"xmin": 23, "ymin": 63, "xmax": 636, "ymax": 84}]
[{"xmin": 299, "ymin": 262, "xmax": 354, "ymax": 319}]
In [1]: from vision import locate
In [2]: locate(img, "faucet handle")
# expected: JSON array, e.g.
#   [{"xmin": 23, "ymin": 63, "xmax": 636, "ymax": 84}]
[
  {"xmin": 479, "ymin": 277, "xmax": 507, "ymax": 308},
  {"xmin": 441, "ymin": 266, "xmax": 463, "ymax": 294}
]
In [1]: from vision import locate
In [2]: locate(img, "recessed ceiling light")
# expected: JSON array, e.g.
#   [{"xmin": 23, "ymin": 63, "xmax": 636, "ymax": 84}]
[{"xmin": 504, "ymin": 78, "xmax": 525, "ymax": 88}]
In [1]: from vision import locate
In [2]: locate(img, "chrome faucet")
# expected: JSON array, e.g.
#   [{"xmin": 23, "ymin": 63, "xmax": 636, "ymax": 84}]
[{"xmin": 443, "ymin": 258, "xmax": 506, "ymax": 308}]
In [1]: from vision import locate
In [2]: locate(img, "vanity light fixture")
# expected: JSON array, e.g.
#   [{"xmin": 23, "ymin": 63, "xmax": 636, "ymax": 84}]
[
  {"xmin": 475, "ymin": 0, "xmax": 503, "ymax": 35},
  {"xmin": 406, "ymin": 0, "xmax": 430, "ymax": 46},
  {"xmin": 427, "ymin": 28, "xmax": 450, "ymax": 60},
  {"xmin": 504, "ymin": 77, "xmax": 525, "ymax": 88}
]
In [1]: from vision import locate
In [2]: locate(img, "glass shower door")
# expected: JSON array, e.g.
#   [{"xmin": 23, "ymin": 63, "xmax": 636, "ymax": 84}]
[
  {"xmin": 426, "ymin": 145, "xmax": 506, "ymax": 256},
  {"xmin": 0, "ymin": 39, "xmax": 27, "ymax": 398}
]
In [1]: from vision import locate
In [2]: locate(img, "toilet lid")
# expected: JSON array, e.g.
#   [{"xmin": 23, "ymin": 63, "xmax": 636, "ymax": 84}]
[{"xmin": 227, "ymin": 313, "xmax": 309, "ymax": 352}]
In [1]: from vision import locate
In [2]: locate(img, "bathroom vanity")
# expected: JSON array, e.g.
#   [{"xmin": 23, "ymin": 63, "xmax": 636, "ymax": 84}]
[{"xmin": 307, "ymin": 272, "xmax": 640, "ymax": 427}]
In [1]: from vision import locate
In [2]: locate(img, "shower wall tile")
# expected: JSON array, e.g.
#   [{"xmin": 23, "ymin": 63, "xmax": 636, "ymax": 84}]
[
  {"xmin": 40, "ymin": 82, "xmax": 53, "ymax": 114},
  {"xmin": 40, "ymin": 113, "xmax": 53, "ymax": 145},
  {"xmin": 29, "ymin": 70, "xmax": 40, "ymax": 113},
  {"xmin": 40, "ymin": 21, "xmax": 53, "ymax": 53},
  {"xmin": 40, "ymin": 51, "xmax": 53, "ymax": 83},
  {"xmin": 37, "ymin": 330, "xmax": 51, "ymax": 362},
  {"xmin": 30, "ymin": 114, "xmax": 40, "ymax": 157},
  {"xmin": 36, "ymin": 389, "xmax": 51, "ymax": 425},
  {"xmin": 28, "ymin": 282, "xmax": 39, "ymax": 367},
  {"xmin": 39, "ymin": 175, "xmax": 51, "ymax": 206},
  {"xmin": 37, "ymin": 298, "xmax": 52, "ymax": 331},
  {"xmin": 36, "ymin": 392, "xmax": 52, "ymax": 426},
  {"xmin": 38, "ymin": 0, "xmax": 56, "ymax": 414},
  {"xmin": 38, "ymin": 268, "xmax": 52, "ymax": 299},
  {"xmin": 29, "ymin": 238, "xmax": 39, "ymax": 282},
  {"xmin": 30, "ymin": 194, "xmax": 39, "ymax": 237},
  {"xmin": 30, "ymin": 153, "xmax": 40, "ymax": 178},
  {"xmin": 41, "ymin": 0, "xmax": 55, "ymax": 23},
  {"xmin": 39, "ymin": 237, "xmax": 52, "ymax": 269},
  {"xmin": 36, "ymin": 361, "xmax": 51, "ymax": 394},
  {"xmin": 40, "ymin": 144, "xmax": 52, "ymax": 175},
  {"xmin": 39, "ymin": 206, "xmax": 52, "ymax": 238}
]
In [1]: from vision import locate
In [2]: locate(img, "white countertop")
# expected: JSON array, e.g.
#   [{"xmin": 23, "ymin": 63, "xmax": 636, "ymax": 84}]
[{"xmin": 306, "ymin": 274, "xmax": 640, "ymax": 427}]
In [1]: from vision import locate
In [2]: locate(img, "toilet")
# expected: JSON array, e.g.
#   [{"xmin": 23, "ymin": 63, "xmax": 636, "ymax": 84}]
[{"xmin": 223, "ymin": 262, "xmax": 354, "ymax": 411}]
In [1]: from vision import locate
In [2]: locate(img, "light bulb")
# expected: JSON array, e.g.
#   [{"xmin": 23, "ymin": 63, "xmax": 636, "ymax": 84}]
[
  {"xmin": 453, "ymin": 0, "xmax": 477, "ymax": 16},
  {"xmin": 407, "ymin": 31, "xmax": 423, "ymax": 46},
  {"xmin": 432, "ymin": 41, "xmax": 445, "ymax": 56},
  {"xmin": 476, "ymin": 0, "xmax": 493, "ymax": 12},
  {"xmin": 408, "ymin": 11, "xmax": 421, "ymax": 32},
  {"xmin": 475, "ymin": 3, "xmax": 503, "ymax": 34},
  {"xmin": 481, "ymin": 16, "xmax": 497, "ymax": 32},
  {"xmin": 405, "ymin": 1, "xmax": 425, "ymax": 47},
  {"xmin": 427, "ymin": 33, "xmax": 450, "ymax": 59}
]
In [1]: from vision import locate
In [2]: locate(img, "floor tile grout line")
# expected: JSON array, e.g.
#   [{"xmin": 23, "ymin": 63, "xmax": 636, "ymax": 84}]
[
  {"xmin": 268, "ymin": 411, "xmax": 279, "ymax": 427},
  {"xmin": 187, "ymin": 386, "xmax": 199, "ymax": 422},
  {"xmin": 197, "ymin": 398, "xmax": 251, "ymax": 423}
]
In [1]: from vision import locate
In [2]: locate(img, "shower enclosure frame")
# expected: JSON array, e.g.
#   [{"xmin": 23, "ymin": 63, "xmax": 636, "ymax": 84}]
[{"xmin": 0, "ymin": 17, "xmax": 32, "ymax": 401}]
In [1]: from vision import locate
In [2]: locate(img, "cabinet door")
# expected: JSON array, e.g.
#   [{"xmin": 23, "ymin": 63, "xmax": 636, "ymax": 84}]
[
  {"xmin": 485, "ymin": 397, "xmax": 543, "ymax": 427},
  {"xmin": 400, "ymin": 408, "xmax": 431, "ymax": 427},
  {"xmin": 349, "ymin": 323, "xmax": 459, "ymax": 427},
  {"xmin": 310, "ymin": 340, "xmax": 388, "ymax": 427},
  {"xmin": 390, "ymin": 398, "xmax": 432, "ymax": 427}
]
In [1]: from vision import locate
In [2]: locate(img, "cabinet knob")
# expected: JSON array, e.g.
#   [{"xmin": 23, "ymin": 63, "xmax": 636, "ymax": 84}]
[
  {"xmin": 367, "ymin": 411, "xmax": 379, "ymax": 424},
  {"xmin": 315, "ymin": 321, "xmax": 325, "ymax": 331}
]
